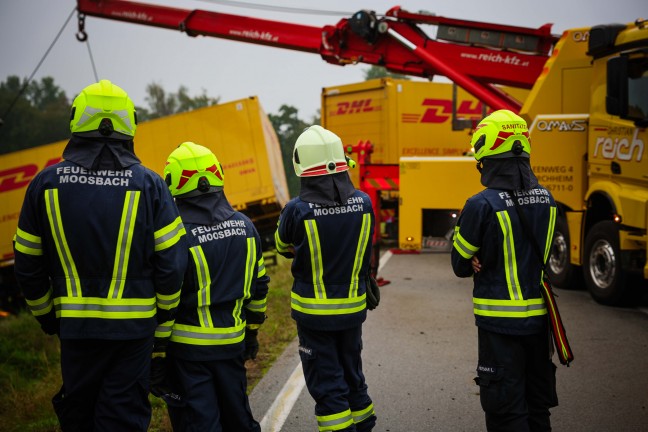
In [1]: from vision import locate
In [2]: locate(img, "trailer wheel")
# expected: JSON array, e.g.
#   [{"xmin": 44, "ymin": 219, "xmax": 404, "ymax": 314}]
[
  {"xmin": 582, "ymin": 221, "xmax": 630, "ymax": 305},
  {"xmin": 547, "ymin": 216, "xmax": 581, "ymax": 289}
]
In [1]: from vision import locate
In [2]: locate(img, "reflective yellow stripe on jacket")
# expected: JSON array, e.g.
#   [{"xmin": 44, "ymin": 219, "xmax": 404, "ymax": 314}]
[
  {"xmin": 472, "ymin": 208, "xmax": 556, "ymax": 319},
  {"xmin": 14, "ymin": 227, "xmax": 43, "ymax": 256}
]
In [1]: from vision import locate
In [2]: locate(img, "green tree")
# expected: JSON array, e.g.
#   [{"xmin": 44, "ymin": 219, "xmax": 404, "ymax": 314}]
[
  {"xmin": 269, "ymin": 104, "xmax": 317, "ymax": 198},
  {"xmin": 0, "ymin": 76, "xmax": 70, "ymax": 154},
  {"xmin": 363, "ymin": 65, "xmax": 410, "ymax": 81},
  {"xmin": 141, "ymin": 82, "xmax": 219, "ymax": 121}
]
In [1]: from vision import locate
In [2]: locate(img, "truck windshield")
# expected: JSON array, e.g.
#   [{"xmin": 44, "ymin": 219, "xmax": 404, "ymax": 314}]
[{"xmin": 627, "ymin": 57, "xmax": 648, "ymax": 120}]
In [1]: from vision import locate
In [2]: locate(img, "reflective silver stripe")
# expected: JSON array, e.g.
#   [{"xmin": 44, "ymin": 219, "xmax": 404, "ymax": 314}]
[
  {"xmin": 190, "ymin": 246, "xmax": 212, "ymax": 328},
  {"xmin": 317, "ymin": 410, "xmax": 353, "ymax": 430},
  {"xmin": 110, "ymin": 190, "xmax": 140, "ymax": 299},
  {"xmin": 14, "ymin": 229, "xmax": 42, "ymax": 255},
  {"xmin": 350, "ymin": 213, "xmax": 371, "ymax": 296},
  {"xmin": 543, "ymin": 206, "xmax": 557, "ymax": 263},
  {"xmin": 496, "ymin": 210, "xmax": 521, "ymax": 300},
  {"xmin": 154, "ymin": 217, "xmax": 185, "ymax": 251},
  {"xmin": 453, "ymin": 226, "xmax": 479, "ymax": 259},
  {"xmin": 474, "ymin": 302, "xmax": 547, "ymax": 313},
  {"xmin": 305, "ymin": 220, "xmax": 325, "ymax": 299},
  {"xmin": 45, "ymin": 189, "xmax": 80, "ymax": 297},
  {"xmin": 55, "ymin": 303, "xmax": 155, "ymax": 313},
  {"xmin": 291, "ymin": 297, "xmax": 366, "ymax": 311},
  {"xmin": 172, "ymin": 328, "xmax": 245, "ymax": 341},
  {"xmin": 352, "ymin": 403, "xmax": 375, "ymax": 423}
]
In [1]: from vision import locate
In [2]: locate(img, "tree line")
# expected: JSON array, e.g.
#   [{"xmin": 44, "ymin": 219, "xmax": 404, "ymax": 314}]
[{"xmin": 0, "ymin": 66, "xmax": 406, "ymax": 196}]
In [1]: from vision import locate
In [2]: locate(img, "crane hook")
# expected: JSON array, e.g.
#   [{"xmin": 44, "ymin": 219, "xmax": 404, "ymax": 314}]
[{"xmin": 76, "ymin": 12, "xmax": 88, "ymax": 42}]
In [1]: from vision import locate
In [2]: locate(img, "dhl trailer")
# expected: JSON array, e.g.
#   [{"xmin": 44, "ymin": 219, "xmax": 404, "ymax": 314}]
[{"xmin": 0, "ymin": 97, "xmax": 289, "ymax": 285}]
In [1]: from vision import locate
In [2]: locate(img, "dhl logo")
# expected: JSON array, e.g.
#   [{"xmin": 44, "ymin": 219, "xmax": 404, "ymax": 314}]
[
  {"xmin": 0, "ymin": 158, "xmax": 62, "ymax": 194},
  {"xmin": 330, "ymin": 97, "xmax": 484, "ymax": 123}
]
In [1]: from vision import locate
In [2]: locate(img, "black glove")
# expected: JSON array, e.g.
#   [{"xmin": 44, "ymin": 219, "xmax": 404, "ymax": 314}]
[
  {"xmin": 366, "ymin": 276, "xmax": 381, "ymax": 310},
  {"xmin": 244, "ymin": 328, "xmax": 259, "ymax": 360},
  {"xmin": 150, "ymin": 356, "xmax": 171, "ymax": 398}
]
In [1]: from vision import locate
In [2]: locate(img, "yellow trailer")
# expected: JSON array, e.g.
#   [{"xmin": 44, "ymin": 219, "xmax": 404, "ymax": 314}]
[{"xmin": 0, "ymin": 96, "xmax": 289, "ymax": 273}]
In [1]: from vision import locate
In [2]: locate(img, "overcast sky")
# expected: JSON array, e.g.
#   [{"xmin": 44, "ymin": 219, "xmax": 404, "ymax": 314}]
[{"xmin": 1, "ymin": 0, "xmax": 645, "ymax": 123}]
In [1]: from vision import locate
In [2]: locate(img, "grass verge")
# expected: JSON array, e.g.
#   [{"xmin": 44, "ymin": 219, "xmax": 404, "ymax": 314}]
[{"xmin": 0, "ymin": 254, "xmax": 296, "ymax": 432}]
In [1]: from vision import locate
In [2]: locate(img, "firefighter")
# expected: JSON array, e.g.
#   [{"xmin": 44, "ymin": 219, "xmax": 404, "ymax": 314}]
[
  {"xmin": 275, "ymin": 125, "xmax": 378, "ymax": 432},
  {"xmin": 157, "ymin": 142, "xmax": 269, "ymax": 431},
  {"xmin": 13, "ymin": 80, "xmax": 188, "ymax": 431},
  {"xmin": 451, "ymin": 110, "xmax": 559, "ymax": 431}
]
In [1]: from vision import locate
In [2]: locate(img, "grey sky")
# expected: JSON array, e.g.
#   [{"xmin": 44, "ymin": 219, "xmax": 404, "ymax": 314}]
[{"xmin": 1, "ymin": 0, "xmax": 645, "ymax": 122}]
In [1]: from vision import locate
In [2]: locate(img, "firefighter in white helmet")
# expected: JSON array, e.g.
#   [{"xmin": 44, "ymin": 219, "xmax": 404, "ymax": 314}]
[
  {"xmin": 275, "ymin": 125, "xmax": 379, "ymax": 432},
  {"xmin": 154, "ymin": 141, "xmax": 268, "ymax": 431}
]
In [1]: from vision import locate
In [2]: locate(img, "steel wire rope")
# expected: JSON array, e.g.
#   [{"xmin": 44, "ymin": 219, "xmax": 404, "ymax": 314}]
[
  {"xmin": 0, "ymin": 7, "xmax": 77, "ymax": 128},
  {"xmin": 85, "ymin": 37, "xmax": 100, "ymax": 83}
]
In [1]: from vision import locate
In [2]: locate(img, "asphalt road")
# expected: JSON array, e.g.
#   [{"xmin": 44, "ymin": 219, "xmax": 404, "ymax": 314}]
[{"xmin": 250, "ymin": 252, "xmax": 648, "ymax": 432}]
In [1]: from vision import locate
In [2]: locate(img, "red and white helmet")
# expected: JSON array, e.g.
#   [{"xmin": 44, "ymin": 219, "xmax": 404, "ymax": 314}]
[{"xmin": 292, "ymin": 125, "xmax": 349, "ymax": 177}]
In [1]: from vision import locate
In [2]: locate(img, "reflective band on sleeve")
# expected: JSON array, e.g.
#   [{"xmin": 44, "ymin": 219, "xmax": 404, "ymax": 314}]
[
  {"xmin": 190, "ymin": 245, "xmax": 214, "ymax": 328},
  {"xmin": 453, "ymin": 226, "xmax": 480, "ymax": 259},
  {"xmin": 473, "ymin": 297, "xmax": 547, "ymax": 317},
  {"xmin": 108, "ymin": 191, "xmax": 140, "ymax": 299},
  {"xmin": 155, "ymin": 320, "xmax": 174, "ymax": 338},
  {"xmin": 54, "ymin": 296, "xmax": 156, "ymax": 319},
  {"xmin": 352, "ymin": 403, "xmax": 375, "ymax": 424},
  {"xmin": 257, "ymin": 256, "xmax": 266, "ymax": 277},
  {"xmin": 496, "ymin": 210, "xmax": 523, "ymax": 301},
  {"xmin": 14, "ymin": 227, "xmax": 43, "ymax": 256},
  {"xmin": 170, "ymin": 322, "xmax": 246, "ymax": 346},
  {"xmin": 304, "ymin": 220, "xmax": 326, "ymax": 299},
  {"xmin": 154, "ymin": 216, "xmax": 185, "ymax": 252},
  {"xmin": 543, "ymin": 206, "xmax": 557, "ymax": 264},
  {"xmin": 274, "ymin": 229, "xmax": 291, "ymax": 254},
  {"xmin": 45, "ymin": 189, "xmax": 81, "ymax": 297},
  {"xmin": 291, "ymin": 292, "xmax": 366, "ymax": 316},
  {"xmin": 25, "ymin": 287, "xmax": 54, "ymax": 316},
  {"xmin": 246, "ymin": 298, "xmax": 267, "ymax": 313},
  {"xmin": 317, "ymin": 409, "xmax": 354, "ymax": 431},
  {"xmin": 156, "ymin": 289, "xmax": 181, "ymax": 311},
  {"xmin": 350, "ymin": 213, "xmax": 371, "ymax": 297}
]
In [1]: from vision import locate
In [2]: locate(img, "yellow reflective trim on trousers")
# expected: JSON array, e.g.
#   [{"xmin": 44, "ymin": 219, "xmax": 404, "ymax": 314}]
[
  {"xmin": 305, "ymin": 220, "xmax": 326, "ymax": 299},
  {"xmin": 108, "ymin": 190, "xmax": 140, "ymax": 299},
  {"xmin": 496, "ymin": 211, "xmax": 523, "ymax": 300},
  {"xmin": 473, "ymin": 297, "xmax": 547, "ymax": 317},
  {"xmin": 154, "ymin": 216, "xmax": 185, "ymax": 252},
  {"xmin": 352, "ymin": 403, "xmax": 375, "ymax": 424},
  {"xmin": 317, "ymin": 409, "xmax": 353, "ymax": 431},
  {"xmin": 190, "ymin": 245, "xmax": 214, "ymax": 328},
  {"xmin": 15, "ymin": 227, "xmax": 43, "ymax": 256},
  {"xmin": 54, "ymin": 296, "xmax": 156, "ymax": 319},
  {"xmin": 25, "ymin": 287, "xmax": 54, "ymax": 316},
  {"xmin": 170, "ymin": 322, "xmax": 246, "ymax": 346},
  {"xmin": 45, "ymin": 189, "xmax": 81, "ymax": 297},
  {"xmin": 543, "ymin": 206, "xmax": 557, "ymax": 264},
  {"xmin": 453, "ymin": 226, "xmax": 480, "ymax": 259},
  {"xmin": 350, "ymin": 213, "xmax": 371, "ymax": 297},
  {"xmin": 274, "ymin": 229, "xmax": 291, "ymax": 254},
  {"xmin": 291, "ymin": 292, "xmax": 366, "ymax": 315}
]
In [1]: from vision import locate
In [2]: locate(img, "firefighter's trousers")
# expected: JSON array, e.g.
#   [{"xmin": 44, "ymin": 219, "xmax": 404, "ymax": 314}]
[
  {"xmin": 475, "ymin": 327, "xmax": 558, "ymax": 432},
  {"xmin": 53, "ymin": 336, "xmax": 153, "ymax": 431},
  {"xmin": 297, "ymin": 324, "xmax": 376, "ymax": 432},
  {"xmin": 166, "ymin": 354, "xmax": 260, "ymax": 432}
]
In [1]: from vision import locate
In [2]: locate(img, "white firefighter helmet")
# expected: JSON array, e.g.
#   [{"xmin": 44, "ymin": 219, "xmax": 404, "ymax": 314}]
[{"xmin": 292, "ymin": 125, "xmax": 349, "ymax": 177}]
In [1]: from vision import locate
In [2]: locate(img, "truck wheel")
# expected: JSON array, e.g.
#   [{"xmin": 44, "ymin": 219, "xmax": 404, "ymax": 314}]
[
  {"xmin": 547, "ymin": 216, "xmax": 581, "ymax": 289},
  {"xmin": 582, "ymin": 221, "xmax": 630, "ymax": 306}
]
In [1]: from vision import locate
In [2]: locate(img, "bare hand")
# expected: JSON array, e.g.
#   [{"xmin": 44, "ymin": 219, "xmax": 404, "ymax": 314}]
[{"xmin": 472, "ymin": 256, "xmax": 482, "ymax": 273}]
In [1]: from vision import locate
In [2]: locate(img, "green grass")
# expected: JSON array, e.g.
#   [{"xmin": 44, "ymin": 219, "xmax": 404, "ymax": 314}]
[{"xmin": 0, "ymin": 254, "xmax": 296, "ymax": 431}]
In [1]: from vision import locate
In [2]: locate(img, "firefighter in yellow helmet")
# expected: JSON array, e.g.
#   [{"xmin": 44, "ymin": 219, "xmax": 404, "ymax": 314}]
[
  {"xmin": 13, "ymin": 80, "xmax": 188, "ymax": 430},
  {"xmin": 451, "ymin": 110, "xmax": 559, "ymax": 431},
  {"xmin": 275, "ymin": 125, "xmax": 378, "ymax": 432},
  {"xmin": 154, "ymin": 142, "xmax": 268, "ymax": 431}
]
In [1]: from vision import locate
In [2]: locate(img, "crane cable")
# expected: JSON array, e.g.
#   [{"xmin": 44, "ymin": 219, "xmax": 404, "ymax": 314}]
[{"xmin": 0, "ymin": 7, "xmax": 77, "ymax": 127}]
